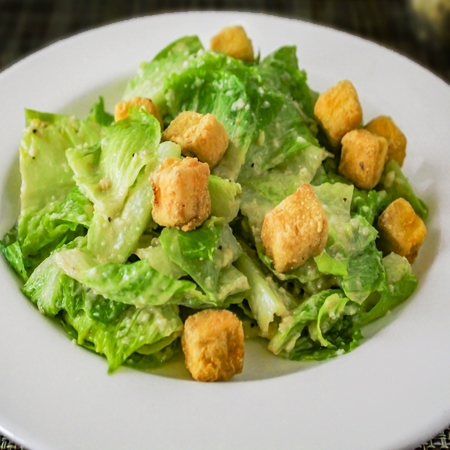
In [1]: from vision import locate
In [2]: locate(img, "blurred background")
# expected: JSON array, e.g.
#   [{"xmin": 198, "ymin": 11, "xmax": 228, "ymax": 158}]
[
  {"xmin": 0, "ymin": 1, "xmax": 449, "ymax": 449},
  {"xmin": 0, "ymin": 0, "xmax": 449, "ymax": 83}
]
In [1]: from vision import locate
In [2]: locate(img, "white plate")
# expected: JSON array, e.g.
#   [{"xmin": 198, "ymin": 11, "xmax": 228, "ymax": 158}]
[{"xmin": 0, "ymin": 11, "xmax": 449, "ymax": 450}]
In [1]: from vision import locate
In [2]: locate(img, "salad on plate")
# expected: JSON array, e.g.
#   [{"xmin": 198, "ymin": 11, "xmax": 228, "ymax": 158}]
[{"xmin": 0, "ymin": 25, "xmax": 428, "ymax": 382}]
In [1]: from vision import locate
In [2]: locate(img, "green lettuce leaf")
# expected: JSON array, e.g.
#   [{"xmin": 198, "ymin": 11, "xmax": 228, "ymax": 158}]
[
  {"xmin": 87, "ymin": 96, "xmax": 114, "ymax": 127},
  {"xmin": 351, "ymin": 188, "xmax": 390, "ymax": 225},
  {"xmin": 66, "ymin": 304, "xmax": 182, "ymax": 372},
  {"xmin": 361, "ymin": 253, "xmax": 418, "ymax": 325},
  {"xmin": 18, "ymin": 110, "xmax": 103, "ymax": 259},
  {"xmin": 159, "ymin": 220, "xmax": 248, "ymax": 301},
  {"xmin": 234, "ymin": 247, "xmax": 290, "ymax": 338},
  {"xmin": 123, "ymin": 36, "xmax": 204, "ymax": 116},
  {"xmin": 54, "ymin": 248, "xmax": 204, "ymax": 307},
  {"xmin": 340, "ymin": 242, "xmax": 386, "ymax": 304},
  {"xmin": 1, "ymin": 227, "xmax": 28, "ymax": 281},
  {"xmin": 22, "ymin": 245, "xmax": 182, "ymax": 372},
  {"xmin": 86, "ymin": 163, "xmax": 153, "ymax": 263},
  {"xmin": 18, "ymin": 187, "xmax": 93, "ymax": 270},
  {"xmin": 67, "ymin": 109, "xmax": 160, "ymax": 219},
  {"xmin": 268, "ymin": 289, "xmax": 361, "ymax": 359},
  {"xmin": 135, "ymin": 243, "xmax": 187, "ymax": 279},
  {"xmin": 208, "ymin": 175, "xmax": 241, "ymax": 222},
  {"xmin": 378, "ymin": 159, "xmax": 428, "ymax": 220},
  {"xmin": 258, "ymin": 46, "xmax": 316, "ymax": 120}
]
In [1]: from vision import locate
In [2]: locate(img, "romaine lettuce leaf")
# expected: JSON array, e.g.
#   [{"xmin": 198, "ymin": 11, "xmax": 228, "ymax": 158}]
[
  {"xmin": 378, "ymin": 159, "xmax": 428, "ymax": 220},
  {"xmin": 66, "ymin": 304, "xmax": 182, "ymax": 372},
  {"xmin": 0, "ymin": 228, "xmax": 28, "ymax": 282},
  {"xmin": 123, "ymin": 36, "xmax": 204, "ymax": 116},
  {"xmin": 268, "ymin": 289, "xmax": 361, "ymax": 359},
  {"xmin": 159, "ymin": 219, "xmax": 248, "ymax": 301},
  {"xmin": 258, "ymin": 46, "xmax": 316, "ymax": 120},
  {"xmin": 87, "ymin": 96, "xmax": 114, "ymax": 127},
  {"xmin": 66, "ymin": 109, "xmax": 160, "ymax": 219},
  {"xmin": 135, "ymin": 243, "xmax": 187, "ymax": 279},
  {"xmin": 360, "ymin": 253, "xmax": 418, "ymax": 325},
  {"xmin": 234, "ymin": 248, "xmax": 290, "ymax": 338},
  {"xmin": 86, "ymin": 163, "xmax": 153, "ymax": 263},
  {"xmin": 18, "ymin": 110, "xmax": 103, "ymax": 258},
  {"xmin": 19, "ymin": 187, "xmax": 93, "ymax": 269},
  {"xmin": 54, "ymin": 248, "xmax": 204, "ymax": 307},
  {"xmin": 208, "ymin": 175, "xmax": 241, "ymax": 222},
  {"xmin": 341, "ymin": 242, "xmax": 386, "ymax": 304},
  {"xmin": 22, "ymin": 245, "xmax": 182, "ymax": 372},
  {"xmin": 351, "ymin": 188, "xmax": 390, "ymax": 225},
  {"xmin": 314, "ymin": 183, "xmax": 378, "ymax": 260}
]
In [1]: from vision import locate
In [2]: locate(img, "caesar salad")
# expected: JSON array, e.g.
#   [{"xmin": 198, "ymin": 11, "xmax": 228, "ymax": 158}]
[{"xmin": 0, "ymin": 25, "xmax": 427, "ymax": 382}]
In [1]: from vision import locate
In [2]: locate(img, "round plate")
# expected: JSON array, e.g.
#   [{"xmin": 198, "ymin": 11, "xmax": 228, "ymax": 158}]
[{"xmin": 0, "ymin": 11, "xmax": 449, "ymax": 450}]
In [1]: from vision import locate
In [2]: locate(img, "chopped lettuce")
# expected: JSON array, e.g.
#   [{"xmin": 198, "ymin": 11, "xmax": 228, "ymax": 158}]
[
  {"xmin": 159, "ymin": 220, "xmax": 249, "ymax": 302},
  {"xmin": 0, "ymin": 229, "xmax": 28, "ymax": 281},
  {"xmin": 87, "ymin": 96, "xmax": 114, "ymax": 127},
  {"xmin": 18, "ymin": 110, "xmax": 102, "ymax": 262},
  {"xmin": 86, "ymin": 163, "xmax": 154, "ymax": 263},
  {"xmin": 54, "ymin": 248, "xmax": 205, "ymax": 307},
  {"xmin": 18, "ymin": 187, "xmax": 93, "ymax": 270},
  {"xmin": 378, "ymin": 159, "xmax": 428, "ymax": 220},
  {"xmin": 66, "ymin": 304, "xmax": 182, "ymax": 372},
  {"xmin": 360, "ymin": 253, "xmax": 418, "ymax": 325},
  {"xmin": 123, "ymin": 36, "xmax": 203, "ymax": 116},
  {"xmin": 67, "ymin": 109, "xmax": 160, "ymax": 219},
  {"xmin": 234, "ymin": 247, "xmax": 290, "ymax": 338},
  {"xmin": 269, "ymin": 289, "xmax": 361, "ymax": 360},
  {"xmin": 208, "ymin": 175, "xmax": 241, "ymax": 222},
  {"xmin": 341, "ymin": 242, "xmax": 386, "ymax": 304}
]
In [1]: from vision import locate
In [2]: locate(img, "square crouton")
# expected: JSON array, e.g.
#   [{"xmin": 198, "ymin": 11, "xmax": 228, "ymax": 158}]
[
  {"xmin": 314, "ymin": 80, "xmax": 363, "ymax": 147},
  {"xmin": 162, "ymin": 111, "xmax": 229, "ymax": 169},
  {"xmin": 210, "ymin": 25, "xmax": 254, "ymax": 62},
  {"xmin": 365, "ymin": 115, "xmax": 407, "ymax": 167},
  {"xmin": 261, "ymin": 183, "xmax": 328, "ymax": 273},
  {"xmin": 182, "ymin": 309, "xmax": 244, "ymax": 382},
  {"xmin": 150, "ymin": 157, "xmax": 211, "ymax": 231},
  {"xmin": 114, "ymin": 97, "xmax": 163, "ymax": 128},
  {"xmin": 377, "ymin": 198, "xmax": 427, "ymax": 263},
  {"xmin": 338, "ymin": 128, "xmax": 388, "ymax": 190}
]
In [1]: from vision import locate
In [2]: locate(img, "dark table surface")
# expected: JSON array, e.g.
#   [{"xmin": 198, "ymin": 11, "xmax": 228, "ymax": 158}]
[{"xmin": 1, "ymin": 0, "xmax": 449, "ymax": 449}]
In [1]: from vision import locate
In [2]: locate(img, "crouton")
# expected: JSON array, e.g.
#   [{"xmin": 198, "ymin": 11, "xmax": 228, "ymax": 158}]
[
  {"xmin": 210, "ymin": 25, "xmax": 254, "ymax": 61},
  {"xmin": 162, "ymin": 111, "xmax": 229, "ymax": 169},
  {"xmin": 314, "ymin": 80, "xmax": 363, "ymax": 147},
  {"xmin": 365, "ymin": 115, "xmax": 407, "ymax": 166},
  {"xmin": 377, "ymin": 198, "xmax": 427, "ymax": 263},
  {"xmin": 114, "ymin": 97, "xmax": 163, "ymax": 128},
  {"xmin": 261, "ymin": 183, "xmax": 328, "ymax": 273},
  {"xmin": 182, "ymin": 309, "xmax": 244, "ymax": 382},
  {"xmin": 150, "ymin": 157, "xmax": 211, "ymax": 231},
  {"xmin": 338, "ymin": 128, "xmax": 388, "ymax": 190}
]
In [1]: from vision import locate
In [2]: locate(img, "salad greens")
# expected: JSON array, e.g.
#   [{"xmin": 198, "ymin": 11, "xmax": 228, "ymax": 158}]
[{"xmin": 1, "ymin": 32, "xmax": 427, "ymax": 375}]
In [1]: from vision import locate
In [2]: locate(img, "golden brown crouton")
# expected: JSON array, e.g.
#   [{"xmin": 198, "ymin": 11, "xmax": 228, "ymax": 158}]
[
  {"xmin": 377, "ymin": 198, "xmax": 427, "ymax": 263},
  {"xmin": 314, "ymin": 80, "xmax": 363, "ymax": 147},
  {"xmin": 162, "ymin": 111, "xmax": 229, "ymax": 169},
  {"xmin": 261, "ymin": 184, "xmax": 329, "ymax": 273},
  {"xmin": 182, "ymin": 309, "xmax": 244, "ymax": 382},
  {"xmin": 210, "ymin": 25, "xmax": 254, "ymax": 61},
  {"xmin": 114, "ymin": 97, "xmax": 163, "ymax": 128},
  {"xmin": 150, "ymin": 157, "xmax": 211, "ymax": 231},
  {"xmin": 365, "ymin": 115, "xmax": 407, "ymax": 166},
  {"xmin": 338, "ymin": 128, "xmax": 388, "ymax": 190}
]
